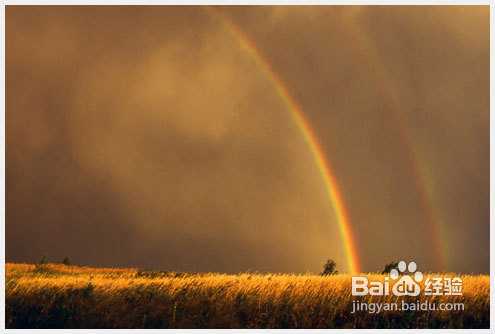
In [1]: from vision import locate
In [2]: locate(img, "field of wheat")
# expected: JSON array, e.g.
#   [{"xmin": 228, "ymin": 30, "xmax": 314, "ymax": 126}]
[{"xmin": 5, "ymin": 263, "xmax": 489, "ymax": 328}]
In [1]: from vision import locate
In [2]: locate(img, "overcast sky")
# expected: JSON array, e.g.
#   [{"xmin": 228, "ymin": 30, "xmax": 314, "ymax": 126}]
[{"xmin": 6, "ymin": 6, "xmax": 489, "ymax": 273}]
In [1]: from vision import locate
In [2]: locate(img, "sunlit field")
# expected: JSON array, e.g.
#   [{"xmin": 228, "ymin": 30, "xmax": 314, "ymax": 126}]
[{"xmin": 6, "ymin": 263, "xmax": 489, "ymax": 329}]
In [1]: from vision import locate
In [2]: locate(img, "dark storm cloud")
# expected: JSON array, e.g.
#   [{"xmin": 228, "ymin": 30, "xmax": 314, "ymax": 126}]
[{"xmin": 6, "ymin": 6, "xmax": 488, "ymax": 273}]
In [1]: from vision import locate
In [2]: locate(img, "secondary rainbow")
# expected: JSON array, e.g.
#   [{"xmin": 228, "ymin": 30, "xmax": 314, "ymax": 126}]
[
  {"xmin": 345, "ymin": 14, "xmax": 447, "ymax": 270},
  {"xmin": 206, "ymin": 7, "xmax": 361, "ymax": 274}
]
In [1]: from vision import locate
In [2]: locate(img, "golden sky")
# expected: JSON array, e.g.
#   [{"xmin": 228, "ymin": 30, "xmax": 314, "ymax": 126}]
[{"xmin": 6, "ymin": 6, "xmax": 489, "ymax": 273}]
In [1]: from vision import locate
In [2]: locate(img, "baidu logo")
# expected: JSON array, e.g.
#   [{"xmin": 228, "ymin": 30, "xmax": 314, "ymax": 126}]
[
  {"xmin": 352, "ymin": 260, "xmax": 425, "ymax": 297},
  {"xmin": 389, "ymin": 261, "xmax": 423, "ymax": 296}
]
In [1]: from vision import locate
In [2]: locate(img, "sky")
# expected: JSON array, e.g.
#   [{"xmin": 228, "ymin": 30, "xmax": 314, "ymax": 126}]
[{"xmin": 6, "ymin": 6, "xmax": 489, "ymax": 273}]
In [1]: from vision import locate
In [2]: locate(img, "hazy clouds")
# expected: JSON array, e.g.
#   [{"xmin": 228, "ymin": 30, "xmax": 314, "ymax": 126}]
[{"xmin": 7, "ymin": 6, "xmax": 489, "ymax": 273}]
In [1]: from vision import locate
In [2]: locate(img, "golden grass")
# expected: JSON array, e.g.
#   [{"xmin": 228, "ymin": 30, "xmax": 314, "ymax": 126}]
[{"xmin": 6, "ymin": 263, "xmax": 489, "ymax": 329}]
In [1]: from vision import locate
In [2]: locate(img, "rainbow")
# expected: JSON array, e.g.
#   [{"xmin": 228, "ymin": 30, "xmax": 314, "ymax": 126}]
[
  {"xmin": 205, "ymin": 7, "xmax": 361, "ymax": 274},
  {"xmin": 344, "ymin": 13, "xmax": 447, "ymax": 270}
]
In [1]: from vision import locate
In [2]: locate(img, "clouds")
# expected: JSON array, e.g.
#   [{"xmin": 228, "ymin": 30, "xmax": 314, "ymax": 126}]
[{"xmin": 6, "ymin": 6, "xmax": 489, "ymax": 273}]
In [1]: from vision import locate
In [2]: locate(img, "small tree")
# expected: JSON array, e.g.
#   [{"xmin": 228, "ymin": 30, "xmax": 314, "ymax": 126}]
[
  {"xmin": 35, "ymin": 255, "xmax": 49, "ymax": 273},
  {"xmin": 382, "ymin": 261, "xmax": 399, "ymax": 274},
  {"xmin": 321, "ymin": 259, "xmax": 338, "ymax": 275},
  {"xmin": 62, "ymin": 257, "xmax": 71, "ymax": 266}
]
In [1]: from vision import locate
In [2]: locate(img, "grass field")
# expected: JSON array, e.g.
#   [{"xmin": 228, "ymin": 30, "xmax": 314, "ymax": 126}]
[{"xmin": 6, "ymin": 263, "xmax": 490, "ymax": 328}]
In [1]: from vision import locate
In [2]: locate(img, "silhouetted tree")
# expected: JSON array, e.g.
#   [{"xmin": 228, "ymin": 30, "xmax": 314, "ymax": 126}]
[
  {"xmin": 39, "ymin": 255, "xmax": 48, "ymax": 265},
  {"xmin": 321, "ymin": 259, "xmax": 338, "ymax": 275},
  {"xmin": 382, "ymin": 261, "xmax": 399, "ymax": 274},
  {"xmin": 62, "ymin": 257, "xmax": 71, "ymax": 266}
]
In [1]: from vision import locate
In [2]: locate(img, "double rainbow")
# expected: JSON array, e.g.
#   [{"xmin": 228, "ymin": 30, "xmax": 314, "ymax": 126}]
[{"xmin": 344, "ymin": 12, "xmax": 446, "ymax": 270}]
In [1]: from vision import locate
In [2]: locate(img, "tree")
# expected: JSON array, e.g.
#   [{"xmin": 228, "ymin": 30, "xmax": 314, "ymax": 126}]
[
  {"xmin": 62, "ymin": 257, "xmax": 71, "ymax": 266},
  {"xmin": 321, "ymin": 259, "xmax": 338, "ymax": 275},
  {"xmin": 39, "ymin": 255, "xmax": 48, "ymax": 265},
  {"xmin": 382, "ymin": 261, "xmax": 399, "ymax": 274}
]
